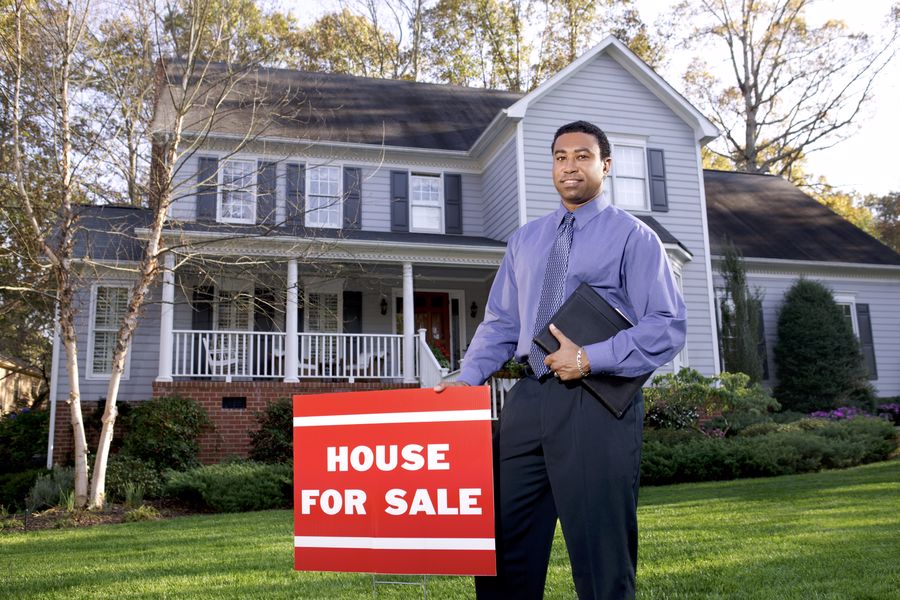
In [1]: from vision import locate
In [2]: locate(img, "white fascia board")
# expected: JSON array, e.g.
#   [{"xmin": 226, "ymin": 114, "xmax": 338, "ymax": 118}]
[
  {"xmin": 709, "ymin": 255, "xmax": 900, "ymax": 280},
  {"xmin": 664, "ymin": 243, "xmax": 694, "ymax": 266},
  {"xmin": 185, "ymin": 130, "xmax": 472, "ymax": 160},
  {"xmin": 505, "ymin": 37, "xmax": 719, "ymax": 144},
  {"xmin": 143, "ymin": 228, "xmax": 506, "ymax": 267}
]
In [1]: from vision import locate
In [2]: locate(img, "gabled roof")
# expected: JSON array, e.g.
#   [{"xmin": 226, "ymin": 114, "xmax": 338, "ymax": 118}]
[
  {"xmin": 154, "ymin": 60, "xmax": 521, "ymax": 152},
  {"xmin": 704, "ymin": 170, "xmax": 900, "ymax": 266},
  {"xmin": 503, "ymin": 37, "xmax": 719, "ymax": 144}
]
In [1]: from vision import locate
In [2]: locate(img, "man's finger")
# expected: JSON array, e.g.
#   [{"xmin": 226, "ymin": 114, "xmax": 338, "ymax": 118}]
[{"xmin": 549, "ymin": 323, "xmax": 573, "ymax": 345}]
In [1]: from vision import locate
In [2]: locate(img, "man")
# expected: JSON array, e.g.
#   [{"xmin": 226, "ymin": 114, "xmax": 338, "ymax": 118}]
[{"xmin": 436, "ymin": 120, "xmax": 686, "ymax": 600}]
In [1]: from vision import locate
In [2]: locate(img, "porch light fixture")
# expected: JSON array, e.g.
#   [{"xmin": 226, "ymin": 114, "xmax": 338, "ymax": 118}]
[
  {"xmin": 380, "ymin": 297, "xmax": 388, "ymax": 315},
  {"xmin": 470, "ymin": 301, "xmax": 478, "ymax": 319}
]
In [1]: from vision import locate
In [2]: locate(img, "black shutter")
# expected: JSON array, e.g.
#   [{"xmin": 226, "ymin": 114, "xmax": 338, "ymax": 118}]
[
  {"xmin": 343, "ymin": 167, "xmax": 362, "ymax": 230},
  {"xmin": 256, "ymin": 161, "xmax": 277, "ymax": 226},
  {"xmin": 757, "ymin": 302, "xmax": 769, "ymax": 380},
  {"xmin": 390, "ymin": 170, "xmax": 409, "ymax": 232},
  {"xmin": 444, "ymin": 173, "xmax": 462, "ymax": 234},
  {"xmin": 297, "ymin": 289, "xmax": 304, "ymax": 333},
  {"xmin": 253, "ymin": 288, "xmax": 277, "ymax": 332},
  {"xmin": 856, "ymin": 303, "xmax": 878, "ymax": 380},
  {"xmin": 197, "ymin": 156, "xmax": 218, "ymax": 221},
  {"xmin": 342, "ymin": 291, "xmax": 363, "ymax": 334},
  {"xmin": 286, "ymin": 162, "xmax": 305, "ymax": 227},
  {"xmin": 647, "ymin": 148, "xmax": 668, "ymax": 212},
  {"xmin": 191, "ymin": 286, "xmax": 214, "ymax": 375}
]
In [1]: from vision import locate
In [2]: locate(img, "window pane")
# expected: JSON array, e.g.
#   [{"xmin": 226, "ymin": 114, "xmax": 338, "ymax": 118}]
[
  {"xmin": 92, "ymin": 331, "xmax": 115, "ymax": 374},
  {"xmin": 308, "ymin": 292, "xmax": 339, "ymax": 332},
  {"xmin": 615, "ymin": 179, "xmax": 645, "ymax": 209},
  {"xmin": 615, "ymin": 146, "xmax": 644, "ymax": 178},
  {"xmin": 221, "ymin": 160, "xmax": 255, "ymax": 222},
  {"xmin": 95, "ymin": 287, "xmax": 128, "ymax": 329},
  {"xmin": 411, "ymin": 206, "xmax": 442, "ymax": 231}
]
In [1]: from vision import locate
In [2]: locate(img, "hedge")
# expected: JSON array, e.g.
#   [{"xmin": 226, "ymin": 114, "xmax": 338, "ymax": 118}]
[{"xmin": 165, "ymin": 462, "xmax": 292, "ymax": 513}]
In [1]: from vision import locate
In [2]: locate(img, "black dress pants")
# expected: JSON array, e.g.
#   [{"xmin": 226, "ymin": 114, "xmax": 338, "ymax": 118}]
[{"xmin": 475, "ymin": 376, "xmax": 644, "ymax": 600}]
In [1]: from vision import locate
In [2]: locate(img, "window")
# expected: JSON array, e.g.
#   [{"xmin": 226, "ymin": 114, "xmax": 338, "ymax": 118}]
[
  {"xmin": 214, "ymin": 289, "xmax": 252, "ymax": 331},
  {"xmin": 671, "ymin": 267, "xmax": 687, "ymax": 370},
  {"xmin": 89, "ymin": 285, "xmax": 130, "ymax": 378},
  {"xmin": 306, "ymin": 292, "xmax": 340, "ymax": 332},
  {"xmin": 219, "ymin": 159, "xmax": 256, "ymax": 223},
  {"xmin": 609, "ymin": 139, "xmax": 649, "ymax": 211},
  {"xmin": 306, "ymin": 165, "xmax": 342, "ymax": 228},
  {"xmin": 410, "ymin": 173, "xmax": 442, "ymax": 233}
]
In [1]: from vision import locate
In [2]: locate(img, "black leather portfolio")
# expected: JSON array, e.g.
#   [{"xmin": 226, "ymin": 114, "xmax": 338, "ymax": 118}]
[{"xmin": 533, "ymin": 282, "xmax": 652, "ymax": 418}]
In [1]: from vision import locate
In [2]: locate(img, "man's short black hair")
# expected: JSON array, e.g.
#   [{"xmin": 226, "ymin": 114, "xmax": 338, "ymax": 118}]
[{"xmin": 551, "ymin": 120, "xmax": 611, "ymax": 159}]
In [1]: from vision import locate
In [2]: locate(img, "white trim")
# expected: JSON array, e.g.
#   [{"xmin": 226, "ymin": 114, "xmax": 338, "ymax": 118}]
[
  {"xmin": 695, "ymin": 148, "xmax": 723, "ymax": 376},
  {"xmin": 711, "ymin": 255, "xmax": 900, "ymax": 277},
  {"xmin": 834, "ymin": 294, "xmax": 860, "ymax": 336},
  {"xmin": 305, "ymin": 163, "xmax": 344, "ymax": 229},
  {"xmin": 293, "ymin": 409, "xmax": 491, "ymax": 427},
  {"xmin": 515, "ymin": 120, "xmax": 528, "ymax": 227},
  {"xmin": 86, "ymin": 283, "xmax": 133, "ymax": 381},
  {"xmin": 294, "ymin": 536, "xmax": 495, "ymax": 551},
  {"xmin": 504, "ymin": 37, "xmax": 718, "ymax": 143}
]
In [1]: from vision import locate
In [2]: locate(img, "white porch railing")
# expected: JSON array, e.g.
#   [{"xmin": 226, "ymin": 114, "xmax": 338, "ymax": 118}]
[
  {"xmin": 171, "ymin": 330, "xmax": 405, "ymax": 381},
  {"xmin": 416, "ymin": 329, "xmax": 449, "ymax": 388},
  {"xmin": 489, "ymin": 378, "xmax": 517, "ymax": 419}
]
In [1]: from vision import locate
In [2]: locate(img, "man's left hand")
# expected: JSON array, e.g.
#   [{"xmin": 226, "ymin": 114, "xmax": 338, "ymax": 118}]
[{"xmin": 544, "ymin": 323, "xmax": 589, "ymax": 381}]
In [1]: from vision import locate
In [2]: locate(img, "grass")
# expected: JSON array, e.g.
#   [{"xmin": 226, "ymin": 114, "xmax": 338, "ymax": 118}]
[{"xmin": 2, "ymin": 460, "xmax": 898, "ymax": 599}]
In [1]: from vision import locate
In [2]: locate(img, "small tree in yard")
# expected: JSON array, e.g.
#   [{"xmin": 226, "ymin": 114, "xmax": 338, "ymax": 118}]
[
  {"xmin": 718, "ymin": 241, "xmax": 764, "ymax": 383},
  {"xmin": 774, "ymin": 279, "xmax": 869, "ymax": 413}
]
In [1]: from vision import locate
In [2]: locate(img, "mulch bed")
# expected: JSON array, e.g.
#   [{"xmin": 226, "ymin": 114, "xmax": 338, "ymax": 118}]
[{"xmin": 0, "ymin": 499, "xmax": 195, "ymax": 533}]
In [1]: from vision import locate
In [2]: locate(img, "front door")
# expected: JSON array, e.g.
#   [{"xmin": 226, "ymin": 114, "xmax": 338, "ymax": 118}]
[{"xmin": 396, "ymin": 292, "xmax": 452, "ymax": 369}]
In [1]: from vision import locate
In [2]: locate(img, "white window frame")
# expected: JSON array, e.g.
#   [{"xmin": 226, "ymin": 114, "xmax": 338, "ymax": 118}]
[
  {"xmin": 217, "ymin": 158, "xmax": 257, "ymax": 224},
  {"xmin": 409, "ymin": 172, "xmax": 444, "ymax": 234},
  {"xmin": 303, "ymin": 278, "xmax": 344, "ymax": 333},
  {"xmin": 608, "ymin": 136, "xmax": 650, "ymax": 212},
  {"xmin": 86, "ymin": 283, "xmax": 132, "ymax": 380},
  {"xmin": 305, "ymin": 164, "xmax": 343, "ymax": 229},
  {"xmin": 670, "ymin": 262, "xmax": 688, "ymax": 371},
  {"xmin": 834, "ymin": 293, "xmax": 860, "ymax": 337}
]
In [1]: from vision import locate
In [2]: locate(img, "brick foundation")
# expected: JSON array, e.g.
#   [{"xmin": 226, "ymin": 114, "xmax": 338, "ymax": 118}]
[{"xmin": 50, "ymin": 380, "xmax": 418, "ymax": 466}]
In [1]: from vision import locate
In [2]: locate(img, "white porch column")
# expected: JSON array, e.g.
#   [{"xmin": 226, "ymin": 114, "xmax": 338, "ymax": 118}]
[
  {"xmin": 402, "ymin": 261, "xmax": 416, "ymax": 384},
  {"xmin": 156, "ymin": 252, "xmax": 175, "ymax": 382},
  {"xmin": 285, "ymin": 259, "xmax": 299, "ymax": 383}
]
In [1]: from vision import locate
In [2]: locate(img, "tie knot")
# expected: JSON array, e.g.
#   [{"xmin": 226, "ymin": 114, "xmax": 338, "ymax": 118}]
[{"xmin": 562, "ymin": 212, "xmax": 575, "ymax": 227}]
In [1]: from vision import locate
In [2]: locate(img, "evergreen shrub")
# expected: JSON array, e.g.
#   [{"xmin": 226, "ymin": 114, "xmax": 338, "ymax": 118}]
[
  {"xmin": 248, "ymin": 398, "xmax": 293, "ymax": 464},
  {"xmin": 165, "ymin": 461, "xmax": 292, "ymax": 513},
  {"xmin": 104, "ymin": 455, "xmax": 166, "ymax": 502},
  {"xmin": 773, "ymin": 279, "xmax": 870, "ymax": 413},
  {"xmin": 0, "ymin": 469, "xmax": 47, "ymax": 511},
  {"xmin": 26, "ymin": 466, "xmax": 74, "ymax": 511},
  {"xmin": 0, "ymin": 408, "xmax": 49, "ymax": 473},
  {"xmin": 121, "ymin": 397, "xmax": 211, "ymax": 471}
]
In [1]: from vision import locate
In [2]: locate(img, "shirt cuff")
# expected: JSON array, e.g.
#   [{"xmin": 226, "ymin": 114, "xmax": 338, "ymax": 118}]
[
  {"xmin": 584, "ymin": 341, "xmax": 614, "ymax": 375},
  {"xmin": 456, "ymin": 370, "xmax": 483, "ymax": 387}
]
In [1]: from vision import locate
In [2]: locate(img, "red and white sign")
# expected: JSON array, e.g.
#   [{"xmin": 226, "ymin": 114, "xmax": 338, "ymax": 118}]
[{"xmin": 293, "ymin": 386, "xmax": 496, "ymax": 576}]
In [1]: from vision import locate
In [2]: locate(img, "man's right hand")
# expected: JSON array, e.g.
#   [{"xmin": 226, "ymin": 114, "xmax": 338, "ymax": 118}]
[{"xmin": 434, "ymin": 381, "xmax": 470, "ymax": 393}]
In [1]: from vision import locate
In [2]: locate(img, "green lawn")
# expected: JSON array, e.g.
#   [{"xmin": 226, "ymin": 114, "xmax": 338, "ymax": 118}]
[{"xmin": 3, "ymin": 460, "xmax": 898, "ymax": 600}]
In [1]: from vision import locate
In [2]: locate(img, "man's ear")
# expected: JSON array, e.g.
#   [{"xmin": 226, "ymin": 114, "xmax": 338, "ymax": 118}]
[{"xmin": 603, "ymin": 157, "xmax": 612, "ymax": 176}]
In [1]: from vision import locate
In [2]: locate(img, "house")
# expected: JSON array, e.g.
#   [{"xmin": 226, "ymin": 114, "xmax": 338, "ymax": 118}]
[
  {"xmin": 0, "ymin": 354, "xmax": 44, "ymax": 414},
  {"xmin": 704, "ymin": 170, "xmax": 900, "ymax": 392},
  {"xmin": 46, "ymin": 37, "xmax": 900, "ymax": 465}
]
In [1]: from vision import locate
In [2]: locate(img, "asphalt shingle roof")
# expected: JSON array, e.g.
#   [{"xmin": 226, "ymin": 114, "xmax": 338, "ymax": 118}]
[{"xmin": 704, "ymin": 170, "xmax": 900, "ymax": 266}]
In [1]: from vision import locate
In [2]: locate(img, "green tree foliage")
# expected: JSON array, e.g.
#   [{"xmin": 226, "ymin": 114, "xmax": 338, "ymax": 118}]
[
  {"xmin": 773, "ymin": 279, "xmax": 870, "ymax": 413},
  {"xmin": 120, "ymin": 397, "xmax": 211, "ymax": 471},
  {"xmin": 679, "ymin": 0, "xmax": 899, "ymax": 176},
  {"xmin": 718, "ymin": 241, "xmax": 765, "ymax": 383},
  {"xmin": 248, "ymin": 398, "xmax": 293, "ymax": 464},
  {"xmin": 864, "ymin": 191, "xmax": 900, "ymax": 253}
]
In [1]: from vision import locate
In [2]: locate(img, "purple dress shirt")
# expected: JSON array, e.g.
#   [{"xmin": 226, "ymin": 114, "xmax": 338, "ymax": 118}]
[{"xmin": 458, "ymin": 195, "xmax": 687, "ymax": 386}]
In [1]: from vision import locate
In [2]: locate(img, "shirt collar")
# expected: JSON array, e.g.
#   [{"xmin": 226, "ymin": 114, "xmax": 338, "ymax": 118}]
[{"xmin": 553, "ymin": 192, "xmax": 611, "ymax": 230}]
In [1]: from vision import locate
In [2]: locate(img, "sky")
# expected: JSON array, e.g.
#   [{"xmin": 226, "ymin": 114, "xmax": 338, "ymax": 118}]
[{"xmin": 286, "ymin": 0, "xmax": 899, "ymax": 197}]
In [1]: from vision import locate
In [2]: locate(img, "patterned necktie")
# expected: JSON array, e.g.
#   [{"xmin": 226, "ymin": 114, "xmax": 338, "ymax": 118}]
[{"xmin": 528, "ymin": 212, "xmax": 575, "ymax": 376}]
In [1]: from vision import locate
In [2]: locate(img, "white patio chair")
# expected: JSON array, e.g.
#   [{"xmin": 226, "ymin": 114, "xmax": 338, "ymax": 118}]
[{"xmin": 201, "ymin": 337, "xmax": 240, "ymax": 382}]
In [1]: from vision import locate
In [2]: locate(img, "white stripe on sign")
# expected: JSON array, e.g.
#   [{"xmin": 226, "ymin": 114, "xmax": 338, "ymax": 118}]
[
  {"xmin": 293, "ymin": 409, "xmax": 491, "ymax": 428},
  {"xmin": 295, "ymin": 536, "xmax": 495, "ymax": 551}
]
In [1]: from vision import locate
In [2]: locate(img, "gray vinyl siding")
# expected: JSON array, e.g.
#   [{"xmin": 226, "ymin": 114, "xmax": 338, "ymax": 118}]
[
  {"xmin": 718, "ymin": 271, "xmax": 900, "ymax": 397},
  {"xmin": 361, "ymin": 165, "xmax": 391, "ymax": 231},
  {"xmin": 54, "ymin": 281, "xmax": 161, "ymax": 404},
  {"xmin": 460, "ymin": 173, "xmax": 484, "ymax": 236},
  {"xmin": 168, "ymin": 153, "xmax": 200, "ymax": 221},
  {"xmin": 521, "ymin": 52, "xmax": 718, "ymax": 377},
  {"xmin": 482, "ymin": 137, "xmax": 519, "ymax": 241}
]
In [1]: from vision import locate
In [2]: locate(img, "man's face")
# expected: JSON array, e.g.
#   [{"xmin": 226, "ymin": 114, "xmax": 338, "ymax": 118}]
[{"xmin": 552, "ymin": 132, "xmax": 612, "ymax": 210}]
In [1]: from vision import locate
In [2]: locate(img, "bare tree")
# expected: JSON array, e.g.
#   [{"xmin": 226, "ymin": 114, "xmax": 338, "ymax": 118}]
[{"xmin": 679, "ymin": 0, "xmax": 900, "ymax": 175}]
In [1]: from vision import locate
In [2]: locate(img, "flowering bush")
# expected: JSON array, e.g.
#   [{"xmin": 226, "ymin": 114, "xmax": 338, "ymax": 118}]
[{"xmin": 809, "ymin": 406, "xmax": 871, "ymax": 421}]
